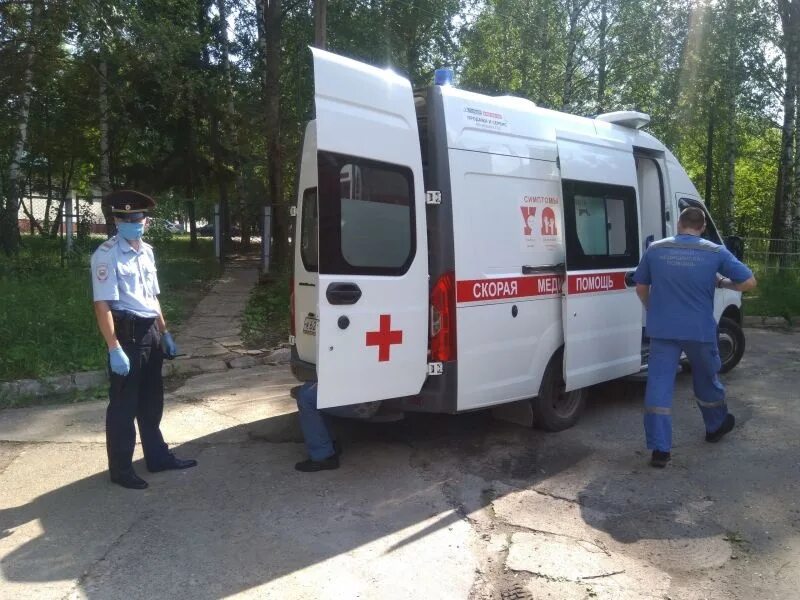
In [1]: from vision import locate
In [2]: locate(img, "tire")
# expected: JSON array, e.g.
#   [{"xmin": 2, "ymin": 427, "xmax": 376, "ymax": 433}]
[
  {"xmin": 718, "ymin": 316, "xmax": 745, "ymax": 374},
  {"xmin": 531, "ymin": 350, "xmax": 587, "ymax": 431}
]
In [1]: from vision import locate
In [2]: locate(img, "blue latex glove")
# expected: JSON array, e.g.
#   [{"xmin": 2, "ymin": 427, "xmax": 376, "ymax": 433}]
[
  {"xmin": 162, "ymin": 332, "xmax": 178, "ymax": 359},
  {"xmin": 109, "ymin": 347, "xmax": 130, "ymax": 376}
]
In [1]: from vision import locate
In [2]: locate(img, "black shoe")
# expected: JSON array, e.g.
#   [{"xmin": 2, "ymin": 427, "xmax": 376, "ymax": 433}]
[
  {"xmin": 650, "ymin": 450, "xmax": 671, "ymax": 468},
  {"xmin": 110, "ymin": 469, "xmax": 149, "ymax": 490},
  {"xmin": 706, "ymin": 413, "xmax": 735, "ymax": 443},
  {"xmin": 295, "ymin": 455, "xmax": 340, "ymax": 472},
  {"xmin": 147, "ymin": 455, "xmax": 198, "ymax": 473}
]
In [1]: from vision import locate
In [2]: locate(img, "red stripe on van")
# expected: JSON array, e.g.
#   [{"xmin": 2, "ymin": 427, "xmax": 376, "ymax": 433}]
[
  {"xmin": 457, "ymin": 275, "xmax": 563, "ymax": 303},
  {"xmin": 567, "ymin": 272, "xmax": 628, "ymax": 295}
]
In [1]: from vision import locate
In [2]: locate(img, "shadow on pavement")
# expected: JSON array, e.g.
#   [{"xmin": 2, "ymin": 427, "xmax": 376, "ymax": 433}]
[{"xmin": 0, "ymin": 408, "xmax": 590, "ymax": 598}]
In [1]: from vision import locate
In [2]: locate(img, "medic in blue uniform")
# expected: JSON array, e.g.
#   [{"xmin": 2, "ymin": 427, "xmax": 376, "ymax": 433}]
[
  {"xmin": 91, "ymin": 190, "xmax": 197, "ymax": 489},
  {"xmin": 633, "ymin": 207, "xmax": 756, "ymax": 468}
]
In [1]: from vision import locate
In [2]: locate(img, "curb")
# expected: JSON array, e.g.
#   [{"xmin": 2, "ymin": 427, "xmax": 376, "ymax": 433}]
[
  {"xmin": 742, "ymin": 315, "xmax": 796, "ymax": 329},
  {"xmin": 0, "ymin": 347, "xmax": 291, "ymax": 403},
  {"xmin": 163, "ymin": 347, "xmax": 291, "ymax": 378}
]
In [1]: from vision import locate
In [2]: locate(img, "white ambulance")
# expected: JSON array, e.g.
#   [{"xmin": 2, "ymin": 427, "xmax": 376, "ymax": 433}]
[{"xmin": 290, "ymin": 49, "xmax": 746, "ymax": 431}]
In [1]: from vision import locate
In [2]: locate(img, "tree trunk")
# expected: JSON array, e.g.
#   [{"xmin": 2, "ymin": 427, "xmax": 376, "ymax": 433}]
[
  {"xmin": 99, "ymin": 56, "xmax": 114, "ymax": 237},
  {"xmin": 264, "ymin": 0, "xmax": 285, "ymax": 270},
  {"xmin": 314, "ymin": 0, "xmax": 327, "ymax": 49},
  {"xmin": 704, "ymin": 115, "xmax": 715, "ymax": 210},
  {"xmin": 562, "ymin": 0, "xmax": 586, "ymax": 111},
  {"xmin": 596, "ymin": 0, "xmax": 608, "ymax": 113},
  {"xmin": 45, "ymin": 154, "xmax": 53, "ymax": 231},
  {"xmin": 792, "ymin": 78, "xmax": 800, "ymax": 242},
  {"xmin": 256, "ymin": 0, "xmax": 268, "ymax": 90},
  {"xmin": 720, "ymin": 0, "xmax": 738, "ymax": 237},
  {"xmin": 771, "ymin": 0, "xmax": 799, "ymax": 259},
  {"xmin": 2, "ymin": 0, "xmax": 40, "ymax": 255},
  {"xmin": 217, "ymin": 0, "xmax": 248, "ymax": 253}
]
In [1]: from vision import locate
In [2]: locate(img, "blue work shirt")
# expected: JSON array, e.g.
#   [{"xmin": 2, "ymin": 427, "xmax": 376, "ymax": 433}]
[
  {"xmin": 90, "ymin": 236, "xmax": 161, "ymax": 318},
  {"xmin": 633, "ymin": 234, "xmax": 753, "ymax": 342}
]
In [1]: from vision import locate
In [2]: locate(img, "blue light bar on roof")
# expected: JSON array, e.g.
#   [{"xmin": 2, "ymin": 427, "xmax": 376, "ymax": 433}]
[{"xmin": 434, "ymin": 68, "xmax": 454, "ymax": 86}]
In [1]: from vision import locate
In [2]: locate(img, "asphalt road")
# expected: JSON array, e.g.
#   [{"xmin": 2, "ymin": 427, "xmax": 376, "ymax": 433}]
[{"xmin": 0, "ymin": 327, "xmax": 797, "ymax": 599}]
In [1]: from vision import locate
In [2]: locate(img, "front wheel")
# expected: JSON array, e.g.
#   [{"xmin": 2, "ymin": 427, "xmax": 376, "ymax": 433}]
[
  {"xmin": 718, "ymin": 316, "xmax": 745, "ymax": 374},
  {"xmin": 531, "ymin": 350, "xmax": 587, "ymax": 431}
]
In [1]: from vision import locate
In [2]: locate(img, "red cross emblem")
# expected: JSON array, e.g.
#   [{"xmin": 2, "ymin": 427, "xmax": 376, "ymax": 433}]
[{"xmin": 365, "ymin": 314, "xmax": 403, "ymax": 362}]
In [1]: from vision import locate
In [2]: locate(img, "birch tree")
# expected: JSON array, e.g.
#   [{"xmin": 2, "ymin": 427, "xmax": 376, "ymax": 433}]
[{"xmin": 1, "ymin": 0, "xmax": 40, "ymax": 255}]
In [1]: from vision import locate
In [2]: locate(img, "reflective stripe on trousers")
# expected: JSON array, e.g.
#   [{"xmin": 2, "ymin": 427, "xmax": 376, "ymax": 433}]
[{"xmin": 644, "ymin": 338, "xmax": 728, "ymax": 452}]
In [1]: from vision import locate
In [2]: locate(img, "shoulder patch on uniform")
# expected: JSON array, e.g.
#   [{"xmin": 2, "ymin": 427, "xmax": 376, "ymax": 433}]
[
  {"xmin": 95, "ymin": 263, "xmax": 109, "ymax": 281},
  {"xmin": 99, "ymin": 237, "xmax": 118, "ymax": 252},
  {"xmin": 649, "ymin": 237, "xmax": 674, "ymax": 248}
]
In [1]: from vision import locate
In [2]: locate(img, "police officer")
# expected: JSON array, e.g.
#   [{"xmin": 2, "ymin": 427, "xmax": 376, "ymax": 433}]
[
  {"xmin": 633, "ymin": 207, "xmax": 756, "ymax": 468},
  {"xmin": 90, "ymin": 190, "xmax": 197, "ymax": 489}
]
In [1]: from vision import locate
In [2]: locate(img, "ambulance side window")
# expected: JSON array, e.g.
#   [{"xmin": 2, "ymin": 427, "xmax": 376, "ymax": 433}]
[
  {"xmin": 300, "ymin": 188, "xmax": 318, "ymax": 272},
  {"xmin": 563, "ymin": 180, "xmax": 639, "ymax": 270},
  {"xmin": 317, "ymin": 152, "xmax": 415, "ymax": 276}
]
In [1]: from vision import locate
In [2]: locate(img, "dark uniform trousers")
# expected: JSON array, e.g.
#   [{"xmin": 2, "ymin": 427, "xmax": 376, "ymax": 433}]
[{"xmin": 107, "ymin": 313, "xmax": 170, "ymax": 475}]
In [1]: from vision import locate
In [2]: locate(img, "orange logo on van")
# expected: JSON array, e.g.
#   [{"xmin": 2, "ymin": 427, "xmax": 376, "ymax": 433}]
[
  {"xmin": 520, "ymin": 206, "xmax": 537, "ymax": 236},
  {"xmin": 541, "ymin": 207, "xmax": 558, "ymax": 236}
]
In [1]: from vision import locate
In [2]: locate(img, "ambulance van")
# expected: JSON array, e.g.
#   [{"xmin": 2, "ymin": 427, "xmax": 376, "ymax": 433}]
[{"xmin": 290, "ymin": 49, "xmax": 746, "ymax": 431}]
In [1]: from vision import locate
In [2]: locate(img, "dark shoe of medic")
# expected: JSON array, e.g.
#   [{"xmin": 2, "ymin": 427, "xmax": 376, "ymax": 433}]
[
  {"xmin": 650, "ymin": 450, "xmax": 671, "ymax": 468},
  {"xmin": 110, "ymin": 469, "xmax": 149, "ymax": 490},
  {"xmin": 295, "ymin": 454, "xmax": 340, "ymax": 472},
  {"xmin": 147, "ymin": 454, "xmax": 198, "ymax": 473},
  {"xmin": 706, "ymin": 413, "xmax": 735, "ymax": 443}
]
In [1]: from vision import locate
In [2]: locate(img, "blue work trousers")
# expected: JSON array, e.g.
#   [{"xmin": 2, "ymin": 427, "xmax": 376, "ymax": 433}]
[
  {"xmin": 296, "ymin": 382, "xmax": 337, "ymax": 461},
  {"xmin": 644, "ymin": 338, "xmax": 728, "ymax": 452}
]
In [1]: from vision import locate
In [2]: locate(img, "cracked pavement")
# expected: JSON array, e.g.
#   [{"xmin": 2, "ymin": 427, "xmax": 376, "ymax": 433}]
[{"xmin": 0, "ymin": 328, "xmax": 798, "ymax": 599}]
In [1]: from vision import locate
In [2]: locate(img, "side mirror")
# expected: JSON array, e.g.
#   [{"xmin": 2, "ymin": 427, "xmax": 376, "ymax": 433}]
[{"xmin": 724, "ymin": 235, "xmax": 744, "ymax": 261}]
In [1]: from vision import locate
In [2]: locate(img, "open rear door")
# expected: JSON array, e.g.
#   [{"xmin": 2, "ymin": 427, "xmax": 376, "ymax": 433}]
[
  {"xmin": 558, "ymin": 136, "xmax": 643, "ymax": 391},
  {"xmin": 312, "ymin": 49, "xmax": 429, "ymax": 408}
]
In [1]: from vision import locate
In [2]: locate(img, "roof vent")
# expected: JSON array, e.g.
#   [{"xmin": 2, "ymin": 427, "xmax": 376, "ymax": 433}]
[{"xmin": 595, "ymin": 111, "xmax": 650, "ymax": 130}]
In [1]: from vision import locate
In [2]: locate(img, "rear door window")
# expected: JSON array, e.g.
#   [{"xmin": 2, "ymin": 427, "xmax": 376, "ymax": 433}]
[
  {"xmin": 318, "ymin": 152, "xmax": 415, "ymax": 276},
  {"xmin": 563, "ymin": 180, "xmax": 639, "ymax": 269},
  {"xmin": 300, "ymin": 187, "xmax": 318, "ymax": 272}
]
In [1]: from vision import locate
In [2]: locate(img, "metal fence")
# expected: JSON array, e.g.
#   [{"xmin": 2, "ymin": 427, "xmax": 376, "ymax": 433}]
[{"xmin": 742, "ymin": 238, "xmax": 800, "ymax": 272}]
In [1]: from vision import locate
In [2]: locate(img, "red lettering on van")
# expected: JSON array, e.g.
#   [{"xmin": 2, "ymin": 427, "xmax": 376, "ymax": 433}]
[
  {"xmin": 567, "ymin": 272, "xmax": 627, "ymax": 295},
  {"xmin": 458, "ymin": 274, "xmax": 563, "ymax": 303}
]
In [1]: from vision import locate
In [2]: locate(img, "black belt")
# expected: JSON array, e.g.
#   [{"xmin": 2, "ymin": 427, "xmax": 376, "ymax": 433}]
[{"xmin": 112, "ymin": 311, "xmax": 156, "ymax": 344}]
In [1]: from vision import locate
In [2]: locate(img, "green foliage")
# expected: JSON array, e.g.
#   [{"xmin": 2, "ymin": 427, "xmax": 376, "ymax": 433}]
[
  {"xmin": 0, "ymin": 236, "xmax": 220, "ymax": 381},
  {"xmin": 742, "ymin": 269, "xmax": 800, "ymax": 320},
  {"xmin": 241, "ymin": 274, "xmax": 291, "ymax": 350}
]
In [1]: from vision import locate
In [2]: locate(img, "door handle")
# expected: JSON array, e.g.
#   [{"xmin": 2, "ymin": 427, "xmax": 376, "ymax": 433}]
[
  {"xmin": 522, "ymin": 263, "xmax": 565, "ymax": 275},
  {"xmin": 624, "ymin": 271, "xmax": 637, "ymax": 287},
  {"xmin": 326, "ymin": 282, "xmax": 362, "ymax": 305}
]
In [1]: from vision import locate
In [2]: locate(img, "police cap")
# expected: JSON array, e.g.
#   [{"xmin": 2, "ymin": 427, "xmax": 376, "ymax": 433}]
[{"xmin": 103, "ymin": 190, "xmax": 156, "ymax": 220}]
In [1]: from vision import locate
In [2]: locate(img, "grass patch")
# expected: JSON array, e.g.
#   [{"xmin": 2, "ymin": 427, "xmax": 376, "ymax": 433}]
[
  {"xmin": 743, "ymin": 270, "xmax": 800, "ymax": 322},
  {"xmin": 241, "ymin": 273, "xmax": 290, "ymax": 349},
  {"xmin": 0, "ymin": 235, "xmax": 220, "ymax": 382}
]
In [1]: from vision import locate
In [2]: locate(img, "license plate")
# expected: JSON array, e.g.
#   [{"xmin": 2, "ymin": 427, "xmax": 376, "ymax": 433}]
[{"xmin": 303, "ymin": 316, "xmax": 318, "ymax": 336}]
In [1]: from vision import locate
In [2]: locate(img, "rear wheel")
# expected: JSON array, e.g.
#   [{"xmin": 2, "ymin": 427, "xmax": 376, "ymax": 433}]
[
  {"xmin": 532, "ymin": 350, "xmax": 586, "ymax": 431},
  {"xmin": 718, "ymin": 316, "xmax": 745, "ymax": 374}
]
